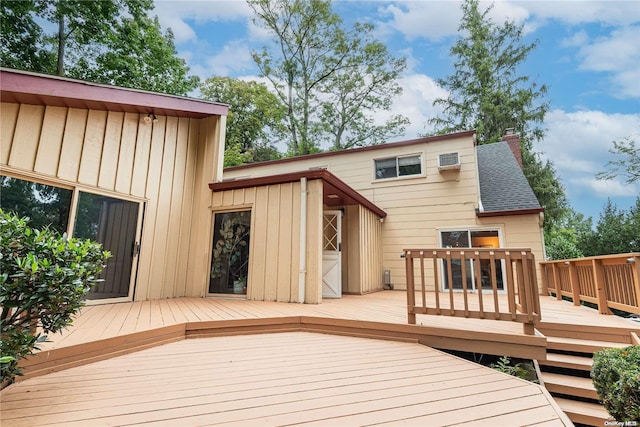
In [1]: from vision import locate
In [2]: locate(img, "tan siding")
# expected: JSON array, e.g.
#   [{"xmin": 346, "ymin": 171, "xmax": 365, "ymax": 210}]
[
  {"xmin": 129, "ymin": 117, "xmax": 152, "ymax": 197},
  {"xmin": 34, "ymin": 106, "xmax": 67, "ymax": 176},
  {"xmin": 0, "ymin": 103, "xmax": 20, "ymax": 164},
  {"xmin": 289, "ymin": 184, "xmax": 301, "ymax": 302},
  {"xmin": 135, "ymin": 117, "xmax": 167, "ymax": 301},
  {"xmin": 77, "ymin": 110, "xmax": 107, "ymax": 187},
  {"xmin": 346, "ymin": 205, "xmax": 360, "ymax": 293},
  {"xmin": 360, "ymin": 207, "xmax": 384, "ymax": 293},
  {"xmin": 277, "ymin": 183, "xmax": 294, "ymax": 302},
  {"xmin": 114, "ymin": 113, "xmax": 139, "ymax": 194},
  {"xmin": 250, "ymin": 186, "xmax": 269, "ymax": 301},
  {"xmin": 1, "ymin": 101, "xmax": 226, "ymax": 302},
  {"xmin": 98, "ymin": 112, "xmax": 124, "ymax": 191},
  {"xmin": 57, "ymin": 108, "xmax": 88, "ymax": 182},
  {"xmin": 8, "ymin": 104, "xmax": 45, "ymax": 171}
]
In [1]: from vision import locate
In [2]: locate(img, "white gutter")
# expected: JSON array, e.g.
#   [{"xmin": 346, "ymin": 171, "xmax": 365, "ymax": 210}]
[
  {"xmin": 298, "ymin": 177, "xmax": 307, "ymax": 303},
  {"xmin": 474, "ymin": 144, "xmax": 484, "ymax": 212}
]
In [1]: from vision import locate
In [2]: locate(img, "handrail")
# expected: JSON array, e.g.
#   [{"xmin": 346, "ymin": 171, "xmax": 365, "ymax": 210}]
[
  {"xmin": 540, "ymin": 253, "xmax": 640, "ymax": 315},
  {"xmin": 403, "ymin": 248, "xmax": 541, "ymax": 335}
]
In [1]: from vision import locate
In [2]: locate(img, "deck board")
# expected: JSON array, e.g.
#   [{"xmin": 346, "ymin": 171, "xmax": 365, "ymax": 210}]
[
  {"xmin": 0, "ymin": 332, "xmax": 569, "ymax": 427},
  {"xmin": 34, "ymin": 291, "xmax": 638, "ymax": 353}
]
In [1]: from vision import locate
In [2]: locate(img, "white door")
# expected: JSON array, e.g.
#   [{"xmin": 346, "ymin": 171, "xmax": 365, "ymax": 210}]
[{"xmin": 322, "ymin": 210, "xmax": 342, "ymax": 298}]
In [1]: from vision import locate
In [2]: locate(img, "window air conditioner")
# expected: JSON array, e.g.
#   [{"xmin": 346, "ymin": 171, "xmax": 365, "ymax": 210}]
[{"xmin": 438, "ymin": 152, "xmax": 461, "ymax": 171}]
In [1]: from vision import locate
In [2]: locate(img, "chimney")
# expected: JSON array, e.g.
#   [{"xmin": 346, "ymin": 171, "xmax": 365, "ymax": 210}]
[{"xmin": 501, "ymin": 128, "xmax": 523, "ymax": 169}]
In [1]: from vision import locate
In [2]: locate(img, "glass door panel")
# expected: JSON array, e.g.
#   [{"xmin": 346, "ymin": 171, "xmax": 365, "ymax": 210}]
[
  {"xmin": 74, "ymin": 192, "xmax": 140, "ymax": 300},
  {"xmin": 441, "ymin": 230, "xmax": 473, "ymax": 290},
  {"xmin": 209, "ymin": 210, "xmax": 251, "ymax": 294}
]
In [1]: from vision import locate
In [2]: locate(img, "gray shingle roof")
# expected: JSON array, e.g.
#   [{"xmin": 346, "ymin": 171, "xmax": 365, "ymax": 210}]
[{"xmin": 476, "ymin": 142, "xmax": 541, "ymax": 212}]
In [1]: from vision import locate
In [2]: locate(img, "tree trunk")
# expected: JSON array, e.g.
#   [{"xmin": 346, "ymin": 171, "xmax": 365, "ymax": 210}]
[{"xmin": 56, "ymin": 15, "xmax": 65, "ymax": 76}]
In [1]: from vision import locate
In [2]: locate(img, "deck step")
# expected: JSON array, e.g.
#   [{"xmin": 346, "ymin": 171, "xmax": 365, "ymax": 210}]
[
  {"xmin": 553, "ymin": 397, "xmax": 610, "ymax": 426},
  {"xmin": 539, "ymin": 353, "xmax": 592, "ymax": 371},
  {"xmin": 546, "ymin": 335, "xmax": 630, "ymax": 354},
  {"xmin": 541, "ymin": 372, "xmax": 599, "ymax": 400}
]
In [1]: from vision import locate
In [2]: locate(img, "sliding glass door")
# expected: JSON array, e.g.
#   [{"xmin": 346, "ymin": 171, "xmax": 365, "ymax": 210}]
[
  {"xmin": 0, "ymin": 175, "xmax": 142, "ymax": 301},
  {"xmin": 440, "ymin": 229, "xmax": 504, "ymax": 291}
]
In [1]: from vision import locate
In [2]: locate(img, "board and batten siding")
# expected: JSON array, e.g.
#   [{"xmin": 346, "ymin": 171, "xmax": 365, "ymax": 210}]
[
  {"xmin": 223, "ymin": 134, "xmax": 545, "ymax": 292},
  {"xmin": 210, "ymin": 179, "xmax": 323, "ymax": 304},
  {"xmin": 0, "ymin": 102, "xmax": 226, "ymax": 301}
]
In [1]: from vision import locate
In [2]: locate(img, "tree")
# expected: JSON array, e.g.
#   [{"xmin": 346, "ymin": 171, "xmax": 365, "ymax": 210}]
[
  {"xmin": 248, "ymin": 0, "xmax": 407, "ymax": 155},
  {"xmin": 597, "ymin": 132, "xmax": 640, "ymax": 184},
  {"xmin": 429, "ymin": 0, "xmax": 566, "ymax": 232},
  {"xmin": 0, "ymin": 0, "xmax": 198, "ymax": 96},
  {"xmin": 200, "ymin": 77, "xmax": 286, "ymax": 165},
  {"xmin": 545, "ymin": 208, "xmax": 592, "ymax": 260},
  {"xmin": 578, "ymin": 198, "xmax": 639, "ymax": 256},
  {"xmin": 74, "ymin": 15, "xmax": 199, "ymax": 95}
]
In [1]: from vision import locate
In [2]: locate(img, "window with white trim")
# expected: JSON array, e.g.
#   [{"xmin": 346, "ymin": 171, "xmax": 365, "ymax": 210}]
[{"xmin": 374, "ymin": 155, "xmax": 421, "ymax": 179}]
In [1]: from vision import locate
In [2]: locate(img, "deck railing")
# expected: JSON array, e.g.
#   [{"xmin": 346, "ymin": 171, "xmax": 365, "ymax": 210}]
[
  {"xmin": 540, "ymin": 253, "xmax": 640, "ymax": 315},
  {"xmin": 403, "ymin": 248, "xmax": 541, "ymax": 335}
]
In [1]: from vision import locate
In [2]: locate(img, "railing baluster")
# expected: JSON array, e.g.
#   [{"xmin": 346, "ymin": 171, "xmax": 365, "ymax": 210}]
[
  {"xmin": 474, "ymin": 250, "xmax": 484, "ymax": 319},
  {"xmin": 432, "ymin": 253, "xmax": 440, "ymax": 315},
  {"xmin": 420, "ymin": 251, "xmax": 426, "ymax": 311},
  {"xmin": 505, "ymin": 251, "xmax": 516, "ymax": 320},
  {"xmin": 445, "ymin": 250, "xmax": 454, "ymax": 316},
  {"xmin": 460, "ymin": 250, "xmax": 469, "ymax": 317},
  {"xmin": 490, "ymin": 250, "xmax": 500, "ymax": 319}
]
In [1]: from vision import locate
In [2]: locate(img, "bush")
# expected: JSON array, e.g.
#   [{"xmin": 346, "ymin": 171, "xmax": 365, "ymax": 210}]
[
  {"xmin": 0, "ymin": 210, "xmax": 110, "ymax": 388},
  {"xmin": 591, "ymin": 345, "xmax": 640, "ymax": 422}
]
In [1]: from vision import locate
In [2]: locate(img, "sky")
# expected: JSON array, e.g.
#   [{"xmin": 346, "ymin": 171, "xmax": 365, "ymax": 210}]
[{"xmin": 151, "ymin": 0, "xmax": 640, "ymax": 221}]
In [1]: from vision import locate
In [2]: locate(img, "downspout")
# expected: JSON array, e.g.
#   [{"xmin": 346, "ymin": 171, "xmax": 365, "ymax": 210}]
[
  {"xmin": 474, "ymin": 143, "xmax": 484, "ymax": 213},
  {"xmin": 298, "ymin": 177, "xmax": 307, "ymax": 303}
]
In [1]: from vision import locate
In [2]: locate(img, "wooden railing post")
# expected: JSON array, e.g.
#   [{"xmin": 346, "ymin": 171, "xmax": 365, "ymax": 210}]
[
  {"xmin": 541, "ymin": 263, "xmax": 549, "ymax": 296},
  {"xmin": 591, "ymin": 259, "xmax": 612, "ymax": 315},
  {"xmin": 551, "ymin": 263, "xmax": 562, "ymax": 300},
  {"xmin": 630, "ymin": 255, "xmax": 640, "ymax": 309},
  {"xmin": 404, "ymin": 251, "xmax": 416, "ymax": 324},
  {"xmin": 567, "ymin": 261, "xmax": 581, "ymax": 306}
]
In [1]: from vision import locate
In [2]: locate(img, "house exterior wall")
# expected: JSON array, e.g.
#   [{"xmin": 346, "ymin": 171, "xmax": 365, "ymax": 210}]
[
  {"xmin": 224, "ymin": 134, "xmax": 546, "ymax": 292},
  {"xmin": 0, "ymin": 102, "xmax": 225, "ymax": 301},
  {"xmin": 210, "ymin": 179, "xmax": 323, "ymax": 303}
]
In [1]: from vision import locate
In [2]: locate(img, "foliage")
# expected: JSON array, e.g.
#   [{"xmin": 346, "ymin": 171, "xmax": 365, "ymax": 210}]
[
  {"xmin": 577, "ymin": 198, "xmax": 640, "ymax": 256},
  {"xmin": 490, "ymin": 356, "xmax": 538, "ymax": 383},
  {"xmin": 0, "ymin": 210, "xmax": 110, "ymax": 387},
  {"xmin": 75, "ymin": 15, "xmax": 199, "ymax": 95},
  {"xmin": 429, "ymin": 0, "xmax": 566, "ymax": 232},
  {"xmin": 544, "ymin": 208, "xmax": 592, "ymax": 260},
  {"xmin": 0, "ymin": 0, "xmax": 198, "ymax": 96},
  {"xmin": 597, "ymin": 132, "xmax": 640, "ymax": 184},
  {"xmin": 591, "ymin": 345, "xmax": 640, "ymax": 422},
  {"xmin": 201, "ymin": 77, "xmax": 286, "ymax": 165},
  {"xmin": 248, "ymin": 0, "xmax": 407, "ymax": 155}
]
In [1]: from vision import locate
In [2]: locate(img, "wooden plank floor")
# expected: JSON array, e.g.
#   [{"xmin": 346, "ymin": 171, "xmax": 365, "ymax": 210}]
[
  {"xmin": 0, "ymin": 332, "xmax": 571, "ymax": 427},
  {"xmin": 36, "ymin": 291, "xmax": 639, "ymax": 352}
]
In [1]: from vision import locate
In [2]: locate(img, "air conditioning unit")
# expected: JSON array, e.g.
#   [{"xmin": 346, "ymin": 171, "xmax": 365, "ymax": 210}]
[{"xmin": 438, "ymin": 152, "xmax": 461, "ymax": 171}]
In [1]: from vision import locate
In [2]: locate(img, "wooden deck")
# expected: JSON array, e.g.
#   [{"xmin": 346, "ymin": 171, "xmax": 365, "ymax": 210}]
[
  {"xmin": 34, "ymin": 291, "xmax": 639, "ymax": 352},
  {"xmin": 1, "ymin": 332, "xmax": 571, "ymax": 426},
  {"xmin": 3, "ymin": 291, "xmax": 639, "ymax": 426}
]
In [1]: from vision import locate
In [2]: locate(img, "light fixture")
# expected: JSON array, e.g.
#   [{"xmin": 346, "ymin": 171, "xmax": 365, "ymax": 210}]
[
  {"xmin": 327, "ymin": 194, "xmax": 340, "ymax": 199},
  {"xmin": 144, "ymin": 113, "xmax": 158, "ymax": 124}
]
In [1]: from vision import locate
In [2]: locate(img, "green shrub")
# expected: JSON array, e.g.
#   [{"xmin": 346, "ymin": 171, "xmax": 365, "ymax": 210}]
[
  {"xmin": 591, "ymin": 345, "xmax": 640, "ymax": 422},
  {"xmin": 490, "ymin": 356, "xmax": 539, "ymax": 383},
  {"xmin": 0, "ymin": 209, "xmax": 110, "ymax": 388}
]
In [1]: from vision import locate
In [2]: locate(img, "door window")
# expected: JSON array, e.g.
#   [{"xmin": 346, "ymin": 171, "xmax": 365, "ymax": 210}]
[{"xmin": 209, "ymin": 210, "xmax": 251, "ymax": 294}]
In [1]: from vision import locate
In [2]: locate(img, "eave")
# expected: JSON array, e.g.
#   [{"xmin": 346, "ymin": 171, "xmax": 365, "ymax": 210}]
[
  {"xmin": 476, "ymin": 207, "xmax": 544, "ymax": 218},
  {"xmin": 209, "ymin": 169, "xmax": 387, "ymax": 218},
  {"xmin": 0, "ymin": 68, "xmax": 229, "ymax": 118}
]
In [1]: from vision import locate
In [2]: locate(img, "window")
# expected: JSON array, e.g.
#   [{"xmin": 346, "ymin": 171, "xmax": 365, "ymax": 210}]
[
  {"xmin": 209, "ymin": 210, "xmax": 251, "ymax": 295},
  {"xmin": 375, "ymin": 155, "xmax": 421, "ymax": 179}
]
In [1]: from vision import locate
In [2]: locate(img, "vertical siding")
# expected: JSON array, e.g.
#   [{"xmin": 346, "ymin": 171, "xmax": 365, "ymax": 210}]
[
  {"xmin": 359, "ymin": 207, "xmax": 384, "ymax": 293},
  {"xmin": 212, "ymin": 182, "xmax": 306, "ymax": 303},
  {"xmin": 305, "ymin": 179, "xmax": 323, "ymax": 304},
  {"xmin": 1, "ymin": 102, "xmax": 226, "ymax": 302}
]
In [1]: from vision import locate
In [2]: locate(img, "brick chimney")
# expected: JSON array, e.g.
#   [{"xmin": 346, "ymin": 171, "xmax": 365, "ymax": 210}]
[{"xmin": 501, "ymin": 128, "xmax": 523, "ymax": 169}]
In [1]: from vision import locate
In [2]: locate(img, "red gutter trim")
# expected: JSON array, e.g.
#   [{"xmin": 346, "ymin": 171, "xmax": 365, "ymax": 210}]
[
  {"xmin": 225, "ymin": 130, "xmax": 476, "ymax": 172},
  {"xmin": 476, "ymin": 208, "xmax": 544, "ymax": 218},
  {"xmin": 0, "ymin": 68, "xmax": 229, "ymax": 117},
  {"xmin": 209, "ymin": 169, "xmax": 387, "ymax": 218}
]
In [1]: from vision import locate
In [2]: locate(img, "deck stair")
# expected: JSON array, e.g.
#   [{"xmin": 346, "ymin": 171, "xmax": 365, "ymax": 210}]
[{"xmin": 536, "ymin": 323, "xmax": 634, "ymax": 426}]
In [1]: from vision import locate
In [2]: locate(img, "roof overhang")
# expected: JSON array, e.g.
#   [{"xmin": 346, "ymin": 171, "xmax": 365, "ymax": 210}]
[
  {"xmin": 0, "ymin": 68, "xmax": 229, "ymax": 118},
  {"xmin": 209, "ymin": 169, "xmax": 387, "ymax": 218},
  {"xmin": 224, "ymin": 130, "xmax": 476, "ymax": 172},
  {"xmin": 476, "ymin": 207, "xmax": 544, "ymax": 218}
]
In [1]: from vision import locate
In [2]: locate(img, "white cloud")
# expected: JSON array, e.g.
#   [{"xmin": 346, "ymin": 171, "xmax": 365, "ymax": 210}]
[
  {"xmin": 370, "ymin": 73, "xmax": 449, "ymax": 141},
  {"xmin": 153, "ymin": 0, "xmax": 252, "ymax": 44},
  {"xmin": 540, "ymin": 109, "xmax": 640, "ymax": 201},
  {"xmin": 573, "ymin": 26, "xmax": 640, "ymax": 98},
  {"xmin": 521, "ymin": 0, "xmax": 640, "ymax": 26},
  {"xmin": 561, "ymin": 30, "xmax": 588, "ymax": 48},
  {"xmin": 202, "ymin": 39, "xmax": 256, "ymax": 77}
]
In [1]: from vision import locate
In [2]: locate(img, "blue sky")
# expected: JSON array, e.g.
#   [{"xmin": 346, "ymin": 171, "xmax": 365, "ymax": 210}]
[{"xmin": 152, "ymin": 0, "xmax": 639, "ymax": 221}]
